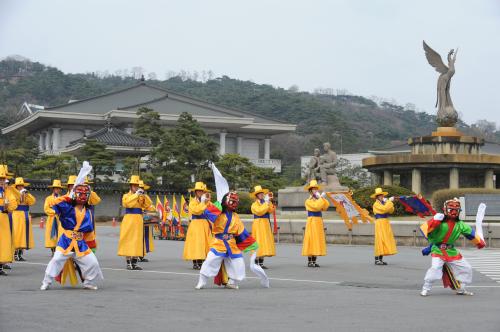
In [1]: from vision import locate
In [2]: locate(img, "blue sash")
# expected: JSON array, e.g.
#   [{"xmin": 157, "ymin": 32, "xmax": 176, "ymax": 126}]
[
  {"xmin": 254, "ymin": 213, "xmax": 270, "ymax": 219},
  {"xmin": 125, "ymin": 208, "xmax": 143, "ymax": 214},
  {"xmin": 375, "ymin": 214, "xmax": 388, "ymax": 219},
  {"xmin": 307, "ymin": 211, "xmax": 322, "ymax": 217},
  {"xmin": 191, "ymin": 215, "xmax": 205, "ymax": 219}
]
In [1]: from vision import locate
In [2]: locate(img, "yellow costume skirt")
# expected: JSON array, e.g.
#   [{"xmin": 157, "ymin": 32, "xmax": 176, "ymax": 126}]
[
  {"xmin": 302, "ymin": 217, "xmax": 327, "ymax": 256},
  {"xmin": 252, "ymin": 218, "xmax": 275, "ymax": 257},
  {"xmin": 12, "ymin": 210, "xmax": 34, "ymax": 249},
  {"xmin": 374, "ymin": 218, "xmax": 397, "ymax": 256},
  {"xmin": 44, "ymin": 215, "xmax": 58, "ymax": 248},
  {"xmin": 182, "ymin": 218, "xmax": 212, "ymax": 260},
  {"xmin": 0, "ymin": 214, "xmax": 13, "ymax": 263},
  {"xmin": 117, "ymin": 214, "xmax": 144, "ymax": 257}
]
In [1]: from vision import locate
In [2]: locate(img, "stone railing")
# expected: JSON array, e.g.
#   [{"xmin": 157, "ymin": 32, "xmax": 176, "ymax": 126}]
[{"xmin": 250, "ymin": 159, "xmax": 281, "ymax": 172}]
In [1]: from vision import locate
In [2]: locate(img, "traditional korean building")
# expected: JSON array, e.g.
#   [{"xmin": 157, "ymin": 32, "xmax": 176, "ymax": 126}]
[{"xmin": 2, "ymin": 80, "xmax": 296, "ymax": 177}]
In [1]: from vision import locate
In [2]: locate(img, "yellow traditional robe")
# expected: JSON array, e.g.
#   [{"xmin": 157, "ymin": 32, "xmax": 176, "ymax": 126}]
[
  {"xmin": 44, "ymin": 194, "xmax": 59, "ymax": 248},
  {"xmin": 117, "ymin": 192, "xmax": 153, "ymax": 257},
  {"xmin": 183, "ymin": 198, "xmax": 212, "ymax": 260},
  {"xmin": 251, "ymin": 200, "xmax": 276, "ymax": 257},
  {"xmin": 0, "ymin": 188, "xmax": 17, "ymax": 263},
  {"xmin": 302, "ymin": 196, "xmax": 330, "ymax": 256},
  {"xmin": 12, "ymin": 191, "xmax": 35, "ymax": 249},
  {"xmin": 373, "ymin": 199, "xmax": 397, "ymax": 256}
]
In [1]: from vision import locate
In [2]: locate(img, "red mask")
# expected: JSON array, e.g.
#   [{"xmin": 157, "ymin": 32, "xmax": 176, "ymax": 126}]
[
  {"xmin": 74, "ymin": 185, "xmax": 90, "ymax": 205},
  {"xmin": 443, "ymin": 199, "xmax": 461, "ymax": 219},
  {"xmin": 224, "ymin": 192, "xmax": 239, "ymax": 211}
]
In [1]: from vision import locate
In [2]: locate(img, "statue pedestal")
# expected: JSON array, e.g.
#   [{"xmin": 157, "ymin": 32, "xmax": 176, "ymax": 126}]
[
  {"xmin": 431, "ymin": 126, "xmax": 463, "ymax": 137},
  {"xmin": 278, "ymin": 176, "xmax": 348, "ymax": 211}
]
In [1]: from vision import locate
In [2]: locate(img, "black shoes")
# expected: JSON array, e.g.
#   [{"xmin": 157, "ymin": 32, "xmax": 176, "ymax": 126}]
[
  {"xmin": 127, "ymin": 259, "xmax": 143, "ymax": 270},
  {"xmin": 139, "ymin": 257, "xmax": 149, "ymax": 262},
  {"xmin": 375, "ymin": 256, "xmax": 388, "ymax": 265}
]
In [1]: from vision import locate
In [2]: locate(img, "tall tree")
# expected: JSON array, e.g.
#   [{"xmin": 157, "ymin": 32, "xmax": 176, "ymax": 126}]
[
  {"xmin": 79, "ymin": 139, "xmax": 115, "ymax": 181},
  {"xmin": 134, "ymin": 107, "xmax": 164, "ymax": 146},
  {"xmin": 0, "ymin": 130, "xmax": 39, "ymax": 177},
  {"xmin": 153, "ymin": 112, "xmax": 218, "ymax": 191}
]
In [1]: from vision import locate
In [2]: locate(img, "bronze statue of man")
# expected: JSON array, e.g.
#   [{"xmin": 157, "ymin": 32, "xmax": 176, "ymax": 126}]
[
  {"xmin": 306, "ymin": 148, "xmax": 321, "ymax": 182},
  {"xmin": 319, "ymin": 142, "xmax": 337, "ymax": 184}
]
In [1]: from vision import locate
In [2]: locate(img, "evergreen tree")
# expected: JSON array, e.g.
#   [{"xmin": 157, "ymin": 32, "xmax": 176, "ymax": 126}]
[
  {"xmin": 79, "ymin": 139, "xmax": 115, "ymax": 181},
  {"xmin": 28, "ymin": 154, "xmax": 74, "ymax": 180},
  {"xmin": 134, "ymin": 107, "xmax": 164, "ymax": 146},
  {"xmin": 153, "ymin": 112, "xmax": 218, "ymax": 191}
]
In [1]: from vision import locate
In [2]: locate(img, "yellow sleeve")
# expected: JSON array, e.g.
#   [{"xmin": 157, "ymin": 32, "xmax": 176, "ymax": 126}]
[
  {"xmin": 44, "ymin": 196, "xmax": 56, "ymax": 216},
  {"xmin": 305, "ymin": 197, "xmax": 329, "ymax": 212},
  {"xmin": 373, "ymin": 200, "xmax": 394, "ymax": 214},
  {"xmin": 88, "ymin": 191, "xmax": 101, "ymax": 206},
  {"xmin": 122, "ymin": 192, "xmax": 139, "ymax": 207},
  {"xmin": 25, "ymin": 193, "xmax": 36, "ymax": 206},
  {"xmin": 251, "ymin": 201, "xmax": 273, "ymax": 216},
  {"xmin": 143, "ymin": 194, "xmax": 155, "ymax": 211},
  {"xmin": 139, "ymin": 194, "xmax": 153, "ymax": 210},
  {"xmin": 5, "ymin": 191, "xmax": 18, "ymax": 212},
  {"xmin": 189, "ymin": 199, "xmax": 207, "ymax": 215}
]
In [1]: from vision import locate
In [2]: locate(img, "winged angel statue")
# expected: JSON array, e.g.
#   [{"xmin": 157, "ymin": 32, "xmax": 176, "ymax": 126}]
[{"xmin": 423, "ymin": 41, "xmax": 458, "ymax": 127}]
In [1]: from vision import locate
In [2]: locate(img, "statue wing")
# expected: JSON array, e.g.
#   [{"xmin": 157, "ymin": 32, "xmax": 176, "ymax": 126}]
[{"xmin": 423, "ymin": 41, "xmax": 448, "ymax": 74}]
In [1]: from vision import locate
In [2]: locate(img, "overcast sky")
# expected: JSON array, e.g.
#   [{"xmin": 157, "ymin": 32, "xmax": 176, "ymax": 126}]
[{"xmin": 1, "ymin": 0, "xmax": 499, "ymax": 125}]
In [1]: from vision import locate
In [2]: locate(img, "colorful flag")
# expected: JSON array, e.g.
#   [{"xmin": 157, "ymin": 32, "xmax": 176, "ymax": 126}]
[
  {"xmin": 163, "ymin": 195, "xmax": 171, "ymax": 223},
  {"xmin": 326, "ymin": 192, "xmax": 374, "ymax": 230},
  {"xmin": 398, "ymin": 195, "xmax": 436, "ymax": 218},
  {"xmin": 172, "ymin": 195, "xmax": 179, "ymax": 226},
  {"xmin": 155, "ymin": 195, "xmax": 164, "ymax": 221},
  {"xmin": 181, "ymin": 195, "xmax": 189, "ymax": 218}
]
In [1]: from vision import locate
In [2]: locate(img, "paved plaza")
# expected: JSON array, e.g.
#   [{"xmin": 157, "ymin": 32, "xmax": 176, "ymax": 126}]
[{"xmin": 1, "ymin": 226, "xmax": 499, "ymax": 332}]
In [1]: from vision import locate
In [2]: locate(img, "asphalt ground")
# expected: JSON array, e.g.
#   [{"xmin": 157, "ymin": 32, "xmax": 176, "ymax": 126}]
[{"xmin": 1, "ymin": 226, "xmax": 499, "ymax": 332}]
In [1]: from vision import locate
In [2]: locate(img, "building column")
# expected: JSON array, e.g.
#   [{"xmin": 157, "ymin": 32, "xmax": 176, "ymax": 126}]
[
  {"xmin": 449, "ymin": 167, "xmax": 459, "ymax": 189},
  {"xmin": 38, "ymin": 132, "xmax": 45, "ymax": 151},
  {"xmin": 411, "ymin": 168, "xmax": 421, "ymax": 194},
  {"xmin": 44, "ymin": 130, "xmax": 51, "ymax": 151},
  {"xmin": 485, "ymin": 169, "xmax": 494, "ymax": 189},
  {"xmin": 264, "ymin": 137, "xmax": 271, "ymax": 160},
  {"xmin": 236, "ymin": 136, "xmax": 243, "ymax": 155},
  {"xmin": 383, "ymin": 170, "xmax": 393, "ymax": 186},
  {"xmin": 52, "ymin": 127, "xmax": 61, "ymax": 151},
  {"xmin": 219, "ymin": 130, "xmax": 227, "ymax": 155}
]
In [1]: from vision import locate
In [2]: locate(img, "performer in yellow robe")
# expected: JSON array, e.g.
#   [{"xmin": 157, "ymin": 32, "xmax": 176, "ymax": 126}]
[
  {"xmin": 44, "ymin": 180, "xmax": 63, "ymax": 255},
  {"xmin": 183, "ymin": 182, "xmax": 213, "ymax": 269},
  {"xmin": 250, "ymin": 185, "xmax": 276, "ymax": 269},
  {"xmin": 138, "ymin": 180, "xmax": 155, "ymax": 262},
  {"xmin": 371, "ymin": 187, "xmax": 397, "ymax": 265},
  {"xmin": 117, "ymin": 175, "xmax": 153, "ymax": 270},
  {"xmin": 11, "ymin": 177, "xmax": 36, "ymax": 261},
  {"xmin": 302, "ymin": 180, "xmax": 330, "ymax": 267},
  {"xmin": 0, "ymin": 166, "xmax": 18, "ymax": 275}
]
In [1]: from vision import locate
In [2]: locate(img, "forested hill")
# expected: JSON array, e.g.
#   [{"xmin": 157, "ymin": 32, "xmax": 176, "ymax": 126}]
[{"xmin": 0, "ymin": 57, "xmax": 474, "ymax": 162}]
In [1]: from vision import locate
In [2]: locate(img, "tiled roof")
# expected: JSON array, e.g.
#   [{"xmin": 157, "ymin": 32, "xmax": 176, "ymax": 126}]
[{"xmin": 71, "ymin": 126, "xmax": 151, "ymax": 148}]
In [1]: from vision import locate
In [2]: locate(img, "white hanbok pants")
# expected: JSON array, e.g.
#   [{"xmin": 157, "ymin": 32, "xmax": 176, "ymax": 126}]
[
  {"xmin": 422, "ymin": 256, "xmax": 472, "ymax": 291},
  {"xmin": 200, "ymin": 251, "xmax": 246, "ymax": 283},
  {"xmin": 43, "ymin": 250, "xmax": 104, "ymax": 287}
]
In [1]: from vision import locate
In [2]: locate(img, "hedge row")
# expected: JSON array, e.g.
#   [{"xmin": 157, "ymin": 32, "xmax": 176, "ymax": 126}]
[
  {"xmin": 432, "ymin": 188, "xmax": 500, "ymax": 213},
  {"xmin": 352, "ymin": 185, "xmax": 415, "ymax": 216}
]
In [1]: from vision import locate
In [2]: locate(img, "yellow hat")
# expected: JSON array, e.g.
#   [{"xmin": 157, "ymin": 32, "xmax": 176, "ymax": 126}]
[
  {"xmin": 139, "ymin": 180, "xmax": 150, "ymax": 191},
  {"xmin": 14, "ymin": 177, "xmax": 30, "ymax": 187},
  {"xmin": 1, "ymin": 165, "xmax": 14, "ymax": 179},
  {"xmin": 304, "ymin": 179, "xmax": 322, "ymax": 191},
  {"xmin": 129, "ymin": 175, "xmax": 141, "ymax": 185},
  {"xmin": 0, "ymin": 165, "xmax": 7, "ymax": 179},
  {"xmin": 48, "ymin": 179, "xmax": 63, "ymax": 189},
  {"xmin": 370, "ymin": 187, "xmax": 389, "ymax": 199},
  {"xmin": 65, "ymin": 175, "xmax": 77, "ymax": 186},
  {"xmin": 84, "ymin": 176, "xmax": 93, "ymax": 184},
  {"xmin": 190, "ymin": 182, "xmax": 208, "ymax": 192},
  {"xmin": 250, "ymin": 185, "xmax": 269, "ymax": 199}
]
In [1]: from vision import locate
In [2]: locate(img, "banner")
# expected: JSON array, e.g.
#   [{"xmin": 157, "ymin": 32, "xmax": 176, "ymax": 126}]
[
  {"xmin": 326, "ymin": 192, "xmax": 374, "ymax": 230},
  {"xmin": 398, "ymin": 195, "xmax": 436, "ymax": 218}
]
